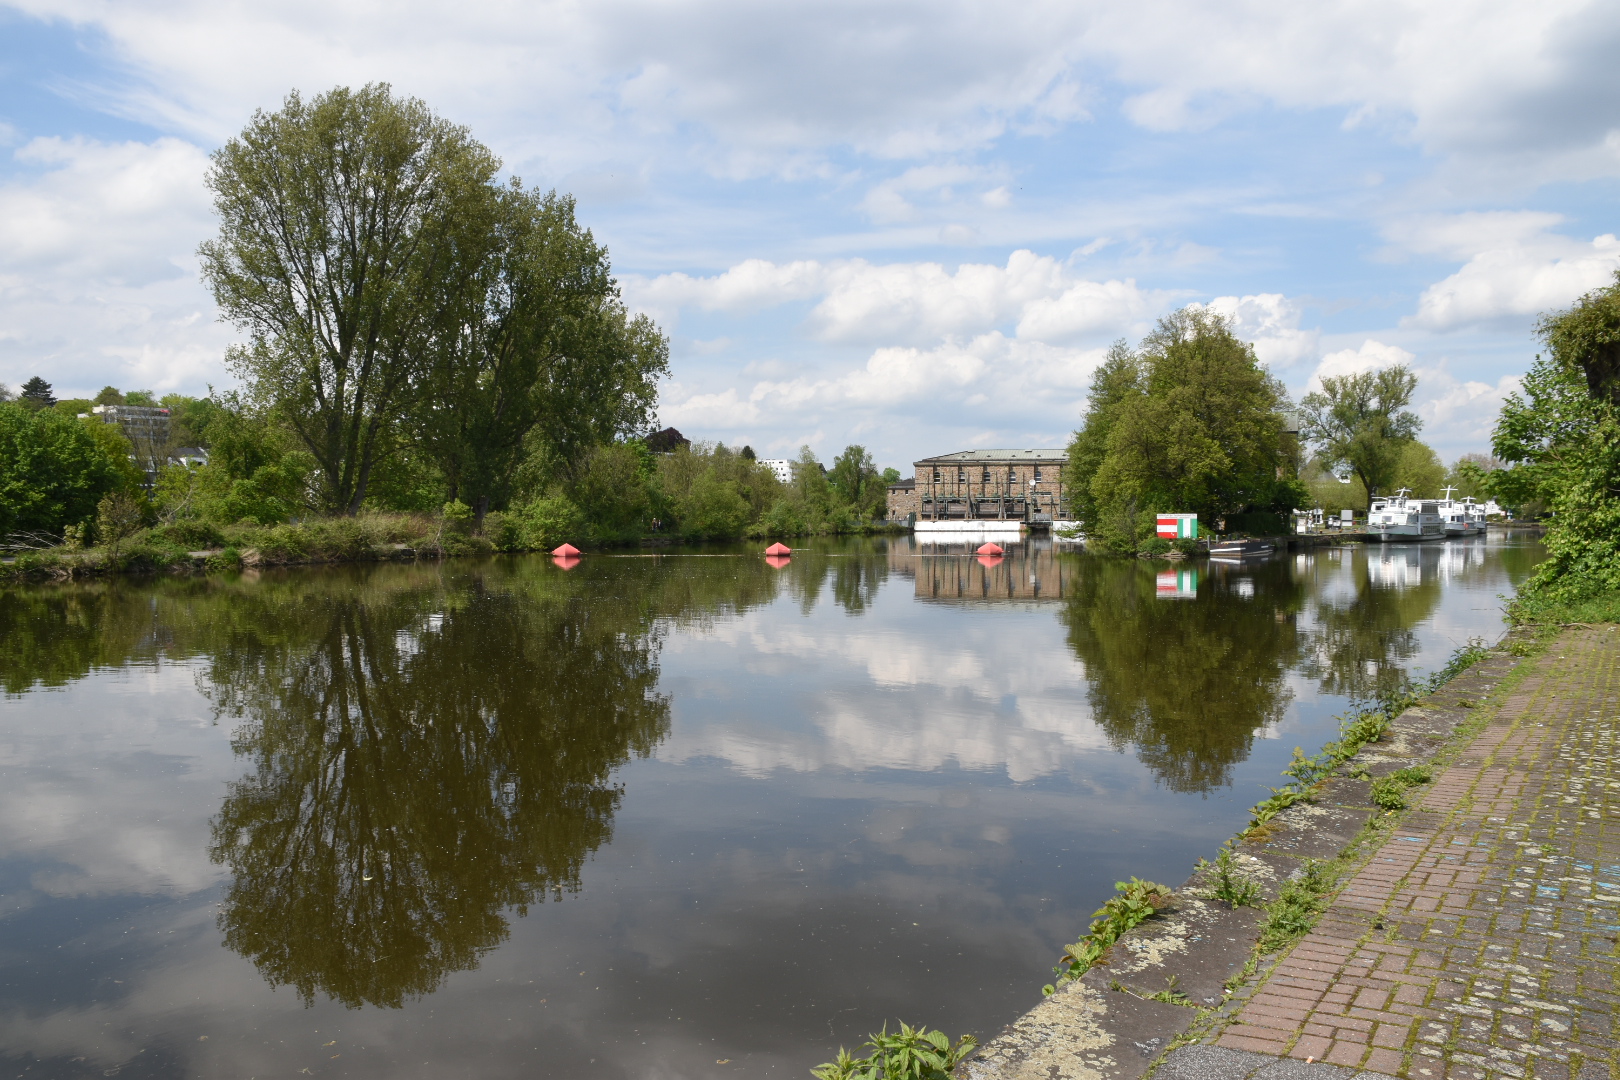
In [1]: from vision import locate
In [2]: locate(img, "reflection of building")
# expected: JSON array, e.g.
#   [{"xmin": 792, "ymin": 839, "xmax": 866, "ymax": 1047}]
[
  {"xmin": 889, "ymin": 539, "xmax": 1080, "ymax": 601},
  {"xmin": 902, "ymin": 449, "xmax": 1069, "ymax": 523}
]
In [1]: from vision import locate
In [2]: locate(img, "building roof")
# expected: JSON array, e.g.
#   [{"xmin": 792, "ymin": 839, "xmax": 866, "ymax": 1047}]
[
  {"xmin": 915, "ymin": 448, "xmax": 1067, "ymax": 464},
  {"xmin": 887, "ymin": 477, "xmax": 916, "ymax": 490}
]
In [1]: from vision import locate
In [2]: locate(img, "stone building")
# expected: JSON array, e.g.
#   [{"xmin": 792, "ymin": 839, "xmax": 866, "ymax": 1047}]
[
  {"xmin": 883, "ymin": 476, "xmax": 917, "ymax": 521},
  {"xmin": 892, "ymin": 449, "xmax": 1069, "ymax": 523}
]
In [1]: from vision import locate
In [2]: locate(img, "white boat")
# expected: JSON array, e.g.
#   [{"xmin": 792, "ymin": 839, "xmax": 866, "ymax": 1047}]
[
  {"xmin": 1367, "ymin": 489, "xmax": 1445, "ymax": 542},
  {"xmin": 1437, "ymin": 488, "xmax": 1483, "ymax": 538}
]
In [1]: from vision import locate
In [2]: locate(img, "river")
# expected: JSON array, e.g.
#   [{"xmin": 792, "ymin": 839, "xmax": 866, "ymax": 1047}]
[{"xmin": 0, "ymin": 534, "xmax": 1541, "ymax": 1079}]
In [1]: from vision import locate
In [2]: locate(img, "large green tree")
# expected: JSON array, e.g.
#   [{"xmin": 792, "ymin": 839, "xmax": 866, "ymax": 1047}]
[
  {"xmin": 1069, "ymin": 308, "xmax": 1297, "ymax": 547},
  {"xmin": 412, "ymin": 186, "xmax": 666, "ymax": 517},
  {"xmin": 200, "ymin": 84, "xmax": 500, "ymax": 515},
  {"xmin": 1064, "ymin": 340, "xmax": 1142, "ymax": 529},
  {"xmin": 828, "ymin": 444, "xmax": 884, "ymax": 520},
  {"xmin": 1494, "ymin": 270, "xmax": 1620, "ymax": 603},
  {"xmin": 0, "ymin": 405, "xmax": 141, "ymax": 538},
  {"xmin": 1299, "ymin": 365, "xmax": 1421, "ymax": 509}
]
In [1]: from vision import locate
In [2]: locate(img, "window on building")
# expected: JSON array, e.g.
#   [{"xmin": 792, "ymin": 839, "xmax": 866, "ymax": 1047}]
[
  {"xmin": 957, "ymin": 469, "xmax": 966, "ymax": 482},
  {"xmin": 982, "ymin": 468, "xmax": 991, "ymax": 482},
  {"xmin": 1033, "ymin": 467, "xmax": 1043, "ymax": 482},
  {"xmin": 933, "ymin": 469, "xmax": 941, "ymax": 482}
]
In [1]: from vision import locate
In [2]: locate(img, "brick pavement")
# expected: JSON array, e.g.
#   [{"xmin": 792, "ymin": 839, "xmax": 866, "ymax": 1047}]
[{"xmin": 1208, "ymin": 626, "xmax": 1620, "ymax": 1080}]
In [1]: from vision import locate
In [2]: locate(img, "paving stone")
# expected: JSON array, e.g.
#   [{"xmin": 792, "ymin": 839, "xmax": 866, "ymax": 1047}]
[{"xmin": 1196, "ymin": 627, "xmax": 1620, "ymax": 1080}]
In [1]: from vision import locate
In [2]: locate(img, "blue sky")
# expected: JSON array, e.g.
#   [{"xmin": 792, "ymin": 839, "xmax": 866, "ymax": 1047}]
[{"xmin": 1, "ymin": 1, "xmax": 1618, "ymax": 473}]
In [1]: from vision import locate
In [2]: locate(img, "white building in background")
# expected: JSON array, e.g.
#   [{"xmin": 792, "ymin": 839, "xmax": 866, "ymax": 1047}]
[{"xmin": 758, "ymin": 459, "xmax": 795, "ymax": 485}]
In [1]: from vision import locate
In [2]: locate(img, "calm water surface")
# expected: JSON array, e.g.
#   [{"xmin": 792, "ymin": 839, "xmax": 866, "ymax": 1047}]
[{"xmin": 0, "ymin": 535, "xmax": 1542, "ymax": 1079}]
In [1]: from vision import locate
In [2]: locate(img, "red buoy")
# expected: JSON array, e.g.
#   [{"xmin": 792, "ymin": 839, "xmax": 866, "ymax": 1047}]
[
  {"xmin": 765, "ymin": 542, "xmax": 792, "ymax": 556},
  {"xmin": 976, "ymin": 542, "xmax": 1004, "ymax": 556},
  {"xmin": 552, "ymin": 543, "xmax": 580, "ymax": 557}
]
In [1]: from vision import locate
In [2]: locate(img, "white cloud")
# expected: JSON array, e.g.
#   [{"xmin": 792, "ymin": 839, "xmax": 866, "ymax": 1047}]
[
  {"xmin": 662, "ymin": 333, "xmax": 1107, "ymax": 440},
  {"xmin": 856, "ymin": 163, "xmax": 1010, "ymax": 223},
  {"xmin": 0, "ymin": 135, "xmax": 232, "ymax": 396},
  {"xmin": 630, "ymin": 250, "xmax": 1164, "ymax": 347},
  {"xmin": 1305, "ymin": 340, "xmax": 1417, "ymax": 391},
  {"xmin": 1405, "ymin": 230, "xmax": 1620, "ymax": 332},
  {"xmin": 13, "ymin": 0, "xmax": 1620, "ymax": 180},
  {"xmin": 632, "ymin": 258, "xmax": 827, "ymax": 318},
  {"xmin": 1411, "ymin": 365, "xmax": 1521, "ymax": 455},
  {"xmin": 1197, "ymin": 293, "xmax": 1321, "ymax": 369}
]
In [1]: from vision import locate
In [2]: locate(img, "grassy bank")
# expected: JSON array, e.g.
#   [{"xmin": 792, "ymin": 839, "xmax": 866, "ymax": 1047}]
[
  {"xmin": 1508, "ymin": 585, "xmax": 1620, "ymax": 625},
  {"xmin": 0, "ymin": 511, "xmax": 905, "ymax": 584}
]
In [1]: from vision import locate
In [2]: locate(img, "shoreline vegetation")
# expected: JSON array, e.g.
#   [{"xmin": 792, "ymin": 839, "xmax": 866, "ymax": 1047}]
[
  {"xmin": 1, "ymin": 85, "xmax": 901, "ymax": 585},
  {"xmin": 0, "ymin": 496, "xmax": 907, "ymax": 585}
]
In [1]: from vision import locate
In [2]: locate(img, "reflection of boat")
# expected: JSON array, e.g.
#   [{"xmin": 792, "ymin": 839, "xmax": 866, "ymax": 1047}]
[
  {"xmin": 1437, "ymin": 488, "xmax": 1484, "ymax": 538},
  {"xmin": 1207, "ymin": 539, "xmax": 1276, "ymax": 558},
  {"xmin": 1368, "ymin": 490, "xmax": 1444, "ymax": 542}
]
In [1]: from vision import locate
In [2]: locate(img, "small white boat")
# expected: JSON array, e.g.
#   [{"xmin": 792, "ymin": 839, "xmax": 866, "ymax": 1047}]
[
  {"xmin": 1368, "ymin": 489, "xmax": 1445, "ymax": 542},
  {"xmin": 1437, "ymin": 488, "xmax": 1482, "ymax": 538},
  {"xmin": 1207, "ymin": 539, "xmax": 1276, "ymax": 558}
]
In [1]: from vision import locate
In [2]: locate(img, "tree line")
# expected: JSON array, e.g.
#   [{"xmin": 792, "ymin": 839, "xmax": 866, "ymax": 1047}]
[
  {"xmin": 1, "ymin": 85, "xmax": 900, "ymax": 554},
  {"xmin": 1063, "ymin": 305, "xmax": 1529, "ymax": 551}
]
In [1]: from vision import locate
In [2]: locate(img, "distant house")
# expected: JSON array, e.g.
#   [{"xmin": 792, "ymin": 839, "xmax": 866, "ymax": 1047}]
[
  {"xmin": 645, "ymin": 427, "xmax": 690, "ymax": 454},
  {"xmin": 168, "ymin": 446, "xmax": 210, "ymax": 468},
  {"xmin": 757, "ymin": 459, "xmax": 795, "ymax": 485},
  {"xmin": 90, "ymin": 404, "xmax": 172, "ymax": 487}
]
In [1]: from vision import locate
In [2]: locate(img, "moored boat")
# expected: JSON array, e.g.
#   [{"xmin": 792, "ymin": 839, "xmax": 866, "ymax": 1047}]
[
  {"xmin": 1367, "ymin": 489, "xmax": 1445, "ymax": 542},
  {"xmin": 1437, "ymin": 487, "xmax": 1481, "ymax": 537},
  {"xmin": 1207, "ymin": 538, "xmax": 1277, "ymax": 558}
]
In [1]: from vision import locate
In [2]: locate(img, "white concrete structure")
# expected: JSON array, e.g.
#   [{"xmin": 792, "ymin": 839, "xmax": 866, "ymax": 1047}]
[
  {"xmin": 759, "ymin": 459, "xmax": 794, "ymax": 485},
  {"xmin": 914, "ymin": 519, "xmax": 1025, "ymax": 536}
]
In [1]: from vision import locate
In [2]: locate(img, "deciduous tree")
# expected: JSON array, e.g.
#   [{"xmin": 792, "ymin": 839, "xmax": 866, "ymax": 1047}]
[
  {"xmin": 200, "ymin": 84, "xmax": 500, "ymax": 515},
  {"xmin": 1299, "ymin": 366, "xmax": 1421, "ymax": 509},
  {"xmin": 1070, "ymin": 309, "xmax": 1297, "ymax": 548},
  {"xmin": 1495, "ymin": 271, "xmax": 1620, "ymax": 604},
  {"xmin": 0, "ymin": 405, "xmax": 141, "ymax": 539},
  {"xmin": 412, "ymin": 187, "xmax": 666, "ymax": 518}
]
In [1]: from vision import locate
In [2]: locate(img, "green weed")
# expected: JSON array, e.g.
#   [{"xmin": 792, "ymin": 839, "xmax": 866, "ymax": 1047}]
[
  {"xmin": 811, "ymin": 1022, "xmax": 978, "ymax": 1080},
  {"xmin": 1042, "ymin": 877, "xmax": 1172, "ymax": 996},
  {"xmin": 1204, "ymin": 847, "xmax": 1262, "ymax": 908},
  {"xmin": 1369, "ymin": 765, "xmax": 1433, "ymax": 810},
  {"xmin": 1257, "ymin": 860, "xmax": 1336, "ymax": 954}
]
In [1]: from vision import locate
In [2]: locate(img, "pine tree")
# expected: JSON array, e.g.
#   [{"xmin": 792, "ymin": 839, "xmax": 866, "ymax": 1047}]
[{"xmin": 19, "ymin": 377, "xmax": 55, "ymax": 410}]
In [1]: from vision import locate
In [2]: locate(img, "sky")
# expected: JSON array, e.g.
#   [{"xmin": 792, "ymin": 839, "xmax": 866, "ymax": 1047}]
[{"xmin": 1, "ymin": 1, "xmax": 1617, "ymax": 473}]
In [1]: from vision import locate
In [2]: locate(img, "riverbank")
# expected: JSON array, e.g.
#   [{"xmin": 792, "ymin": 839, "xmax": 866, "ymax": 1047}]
[
  {"xmin": 962, "ymin": 625, "xmax": 1579, "ymax": 1080},
  {"xmin": 0, "ymin": 513, "xmax": 907, "ymax": 583}
]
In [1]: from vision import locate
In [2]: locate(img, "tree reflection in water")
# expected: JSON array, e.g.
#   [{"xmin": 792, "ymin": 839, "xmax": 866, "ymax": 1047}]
[
  {"xmin": 1059, "ymin": 558, "xmax": 1306, "ymax": 793},
  {"xmin": 1301, "ymin": 546, "xmax": 1444, "ymax": 703},
  {"xmin": 204, "ymin": 568, "xmax": 670, "ymax": 1008}
]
